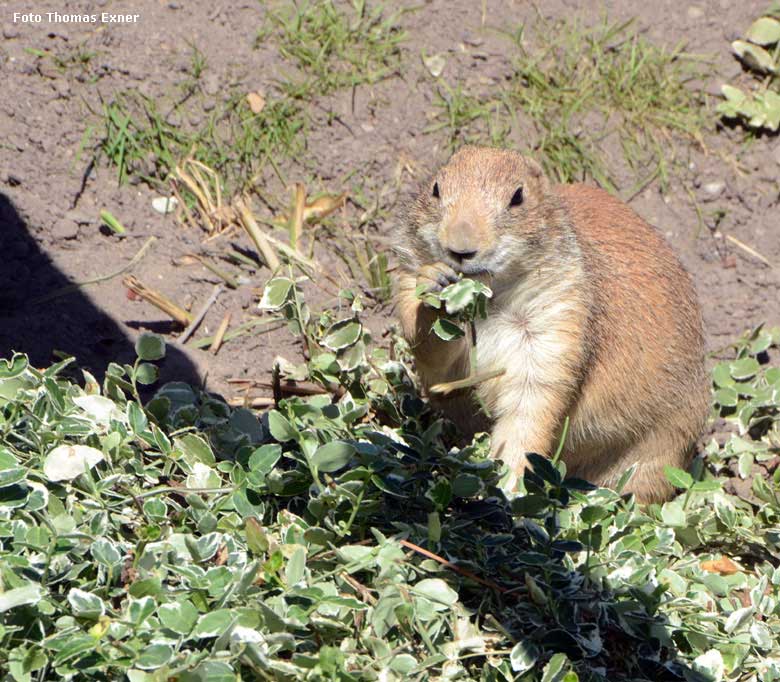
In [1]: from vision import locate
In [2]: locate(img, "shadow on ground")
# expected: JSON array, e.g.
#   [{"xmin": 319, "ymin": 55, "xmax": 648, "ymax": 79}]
[{"xmin": 0, "ymin": 192, "xmax": 201, "ymax": 387}]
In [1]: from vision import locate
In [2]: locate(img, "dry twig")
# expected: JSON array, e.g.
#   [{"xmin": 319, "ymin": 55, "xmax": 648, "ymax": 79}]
[{"xmin": 123, "ymin": 275, "xmax": 192, "ymax": 326}]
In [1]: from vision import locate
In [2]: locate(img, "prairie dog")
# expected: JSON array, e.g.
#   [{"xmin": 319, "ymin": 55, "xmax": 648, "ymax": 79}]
[{"xmin": 395, "ymin": 146, "xmax": 709, "ymax": 503}]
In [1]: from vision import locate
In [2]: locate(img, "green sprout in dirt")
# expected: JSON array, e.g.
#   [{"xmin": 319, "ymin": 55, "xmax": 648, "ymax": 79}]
[
  {"xmin": 25, "ymin": 42, "xmax": 99, "ymax": 80},
  {"xmin": 259, "ymin": 0, "xmax": 406, "ymax": 97},
  {"xmin": 718, "ymin": 6, "xmax": 780, "ymax": 132}
]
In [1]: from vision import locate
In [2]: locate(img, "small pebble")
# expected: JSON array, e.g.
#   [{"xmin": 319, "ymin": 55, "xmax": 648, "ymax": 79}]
[
  {"xmin": 423, "ymin": 53, "xmax": 447, "ymax": 78},
  {"xmin": 702, "ymin": 181, "xmax": 725, "ymax": 200},
  {"xmin": 2, "ymin": 24, "xmax": 20, "ymax": 39},
  {"xmin": 65, "ymin": 209, "xmax": 93, "ymax": 225},
  {"xmin": 687, "ymin": 6, "xmax": 704, "ymax": 20},
  {"xmin": 461, "ymin": 31, "xmax": 484, "ymax": 47},
  {"xmin": 152, "ymin": 196, "xmax": 179, "ymax": 214},
  {"xmin": 52, "ymin": 79, "xmax": 70, "ymax": 97},
  {"xmin": 51, "ymin": 219, "xmax": 79, "ymax": 241},
  {"xmin": 203, "ymin": 73, "xmax": 220, "ymax": 96}
]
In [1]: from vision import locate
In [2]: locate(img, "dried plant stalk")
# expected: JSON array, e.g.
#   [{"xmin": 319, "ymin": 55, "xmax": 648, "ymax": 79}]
[
  {"xmin": 227, "ymin": 396, "xmax": 275, "ymax": 408},
  {"xmin": 289, "ymin": 183, "xmax": 306, "ymax": 251},
  {"xmin": 210, "ymin": 312, "xmax": 231, "ymax": 355},
  {"xmin": 178, "ymin": 284, "xmax": 223, "ymax": 343},
  {"xmin": 123, "ymin": 275, "xmax": 192, "ymax": 326},
  {"xmin": 430, "ymin": 367, "xmax": 506, "ymax": 396},
  {"xmin": 235, "ymin": 197, "xmax": 282, "ymax": 272}
]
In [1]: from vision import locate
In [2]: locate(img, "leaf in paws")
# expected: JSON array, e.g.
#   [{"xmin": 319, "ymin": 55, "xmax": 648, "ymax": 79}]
[{"xmin": 432, "ymin": 317, "xmax": 464, "ymax": 341}]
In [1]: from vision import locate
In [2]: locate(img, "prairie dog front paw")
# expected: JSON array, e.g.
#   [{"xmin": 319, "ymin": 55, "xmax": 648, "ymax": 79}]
[{"xmin": 416, "ymin": 262, "xmax": 459, "ymax": 296}]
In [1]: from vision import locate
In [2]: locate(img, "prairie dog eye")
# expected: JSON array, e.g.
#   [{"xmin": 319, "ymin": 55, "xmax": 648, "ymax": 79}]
[
  {"xmin": 432, "ymin": 181, "xmax": 440, "ymax": 199},
  {"xmin": 509, "ymin": 187, "xmax": 524, "ymax": 207}
]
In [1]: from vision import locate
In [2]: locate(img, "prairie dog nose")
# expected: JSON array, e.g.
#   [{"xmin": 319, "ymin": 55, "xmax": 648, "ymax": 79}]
[
  {"xmin": 444, "ymin": 221, "xmax": 479, "ymax": 262},
  {"xmin": 447, "ymin": 247, "xmax": 478, "ymax": 262}
]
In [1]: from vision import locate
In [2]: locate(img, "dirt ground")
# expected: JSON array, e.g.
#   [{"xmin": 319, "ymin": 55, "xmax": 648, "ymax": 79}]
[{"xmin": 1, "ymin": 0, "xmax": 779, "ymax": 409}]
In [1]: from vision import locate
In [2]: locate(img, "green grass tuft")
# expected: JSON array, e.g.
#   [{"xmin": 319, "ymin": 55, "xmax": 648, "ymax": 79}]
[
  {"xmin": 97, "ymin": 89, "xmax": 304, "ymax": 194},
  {"xmin": 260, "ymin": 0, "xmax": 406, "ymax": 97}
]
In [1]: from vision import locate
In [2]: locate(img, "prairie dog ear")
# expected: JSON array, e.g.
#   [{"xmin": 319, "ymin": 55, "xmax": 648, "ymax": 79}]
[{"xmin": 524, "ymin": 157, "xmax": 551, "ymax": 192}]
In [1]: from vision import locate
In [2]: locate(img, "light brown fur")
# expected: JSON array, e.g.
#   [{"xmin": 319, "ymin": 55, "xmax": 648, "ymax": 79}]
[{"xmin": 395, "ymin": 146, "xmax": 709, "ymax": 503}]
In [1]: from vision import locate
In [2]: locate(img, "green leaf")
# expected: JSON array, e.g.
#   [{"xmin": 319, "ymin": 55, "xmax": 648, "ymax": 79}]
[
  {"xmin": 176, "ymin": 433, "xmax": 216, "ymax": 466},
  {"xmin": 510, "ymin": 641, "xmax": 539, "ymax": 673},
  {"xmin": 714, "ymin": 386, "xmax": 738, "ymax": 408},
  {"xmin": 541, "ymin": 653, "xmax": 569, "ymax": 682},
  {"xmin": 192, "ymin": 609, "xmax": 234, "ymax": 638},
  {"xmin": 260, "ymin": 277, "xmax": 294, "ymax": 310},
  {"xmin": 180, "ymin": 661, "xmax": 235, "ymax": 682},
  {"xmin": 732, "ymin": 40, "xmax": 778, "ymax": 73},
  {"xmin": 411, "ymin": 578, "xmax": 458, "ymax": 606},
  {"xmin": 0, "ymin": 353, "xmax": 28, "ymax": 379},
  {"xmin": 724, "ymin": 606, "xmax": 754, "ymax": 634},
  {"xmin": 388, "ymin": 653, "xmax": 418, "ymax": 674},
  {"xmin": 738, "ymin": 451, "xmax": 754, "ymax": 478},
  {"xmin": 664, "ymin": 466, "xmax": 693, "ymax": 490},
  {"xmin": 730, "ymin": 357, "xmax": 760, "ymax": 380},
  {"xmin": 52, "ymin": 634, "xmax": 97, "ymax": 667},
  {"xmin": 0, "ymin": 584, "xmax": 43, "ymax": 613},
  {"xmin": 431, "ymin": 317, "xmax": 464, "ymax": 341},
  {"xmin": 67, "ymin": 588, "xmax": 105, "ymax": 619},
  {"xmin": 691, "ymin": 649, "xmax": 724, "ymax": 682},
  {"xmin": 158, "ymin": 600, "xmax": 199, "ymax": 635},
  {"xmin": 745, "ymin": 16, "xmax": 780, "ymax": 45},
  {"xmin": 127, "ymin": 401, "xmax": 148, "ymax": 434},
  {"xmin": 135, "ymin": 332, "xmax": 166, "ymax": 361},
  {"xmin": 712, "ymin": 363, "xmax": 735, "ymax": 388},
  {"xmin": 439, "ymin": 278, "xmax": 492, "ymax": 315},
  {"xmin": 136, "ymin": 644, "xmax": 173, "ymax": 670},
  {"xmin": 43, "ymin": 444, "xmax": 104, "ymax": 482},
  {"xmin": 322, "ymin": 319, "xmax": 362, "ymax": 351},
  {"xmin": 527, "ymin": 453, "xmax": 562, "ymax": 485},
  {"xmin": 91, "ymin": 539, "xmax": 122, "ymax": 567},
  {"xmin": 336, "ymin": 545, "xmax": 373, "ymax": 564},
  {"xmin": 751, "ymin": 621, "xmax": 773, "ymax": 648},
  {"xmin": 451, "ymin": 473, "xmax": 481, "ymax": 497},
  {"xmin": 580, "ymin": 505, "xmax": 607, "ymax": 525},
  {"xmin": 690, "ymin": 479, "xmax": 722, "ymax": 493},
  {"xmin": 0, "ymin": 467, "xmax": 26, "ymax": 488},
  {"xmin": 285, "ymin": 546, "xmax": 306, "ymax": 586},
  {"xmin": 248, "ymin": 444, "xmax": 282, "ymax": 475},
  {"xmin": 268, "ymin": 411, "xmax": 298, "ymax": 442},
  {"xmin": 660, "ymin": 501, "xmax": 687, "ymax": 527},
  {"xmin": 134, "ymin": 362, "xmax": 159, "ymax": 386},
  {"xmin": 100, "ymin": 209, "xmax": 126, "ymax": 235},
  {"xmin": 311, "ymin": 441, "xmax": 355, "ymax": 472}
]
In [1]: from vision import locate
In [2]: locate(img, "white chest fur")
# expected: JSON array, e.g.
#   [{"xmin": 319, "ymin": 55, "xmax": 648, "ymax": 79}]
[{"xmin": 474, "ymin": 266, "xmax": 587, "ymax": 414}]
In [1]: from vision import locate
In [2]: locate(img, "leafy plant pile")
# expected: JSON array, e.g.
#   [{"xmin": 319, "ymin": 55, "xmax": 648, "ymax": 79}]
[
  {"xmin": 2, "ymin": 279, "xmax": 780, "ymax": 682},
  {"xmin": 710, "ymin": 325, "xmax": 780, "ymax": 498},
  {"xmin": 718, "ymin": 4, "xmax": 780, "ymax": 132}
]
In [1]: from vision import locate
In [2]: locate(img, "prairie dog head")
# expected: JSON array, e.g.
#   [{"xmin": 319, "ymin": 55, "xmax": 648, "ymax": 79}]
[{"xmin": 400, "ymin": 146, "xmax": 555, "ymax": 280}]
